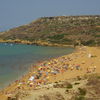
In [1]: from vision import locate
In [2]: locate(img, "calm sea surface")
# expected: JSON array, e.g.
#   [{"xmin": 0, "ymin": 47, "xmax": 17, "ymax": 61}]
[{"xmin": 0, "ymin": 43, "xmax": 74, "ymax": 89}]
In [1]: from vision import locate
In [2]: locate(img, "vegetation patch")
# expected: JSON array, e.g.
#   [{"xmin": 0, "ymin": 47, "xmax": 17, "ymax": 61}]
[
  {"xmin": 78, "ymin": 88, "xmax": 87, "ymax": 96},
  {"xmin": 75, "ymin": 96, "xmax": 85, "ymax": 100},
  {"xmin": 48, "ymin": 34, "xmax": 64, "ymax": 40},
  {"xmin": 66, "ymin": 83, "xmax": 73, "ymax": 89},
  {"xmin": 74, "ymin": 82, "xmax": 80, "ymax": 85}
]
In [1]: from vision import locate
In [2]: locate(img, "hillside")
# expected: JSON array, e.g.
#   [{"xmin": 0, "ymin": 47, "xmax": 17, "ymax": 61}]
[
  {"xmin": 7, "ymin": 74, "xmax": 100, "ymax": 100},
  {"xmin": 22, "ymin": 74, "xmax": 100, "ymax": 100},
  {"xmin": 0, "ymin": 15, "xmax": 100, "ymax": 46}
]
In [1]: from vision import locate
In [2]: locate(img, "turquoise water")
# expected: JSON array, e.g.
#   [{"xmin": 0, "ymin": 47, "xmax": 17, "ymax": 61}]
[{"xmin": 0, "ymin": 43, "xmax": 74, "ymax": 89}]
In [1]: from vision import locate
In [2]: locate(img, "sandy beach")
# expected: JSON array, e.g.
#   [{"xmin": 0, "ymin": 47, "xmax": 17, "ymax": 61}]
[{"xmin": 0, "ymin": 46, "xmax": 100, "ymax": 100}]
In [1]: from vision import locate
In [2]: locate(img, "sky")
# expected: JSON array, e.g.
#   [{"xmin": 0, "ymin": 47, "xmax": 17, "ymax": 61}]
[{"xmin": 0, "ymin": 0, "xmax": 100, "ymax": 31}]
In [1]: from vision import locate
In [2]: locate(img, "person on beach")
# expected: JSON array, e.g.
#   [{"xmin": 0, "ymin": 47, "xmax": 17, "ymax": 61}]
[
  {"xmin": 71, "ymin": 66, "xmax": 74, "ymax": 71},
  {"xmin": 76, "ymin": 64, "xmax": 80, "ymax": 70},
  {"xmin": 87, "ymin": 65, "xmax": 96, "ymax": 73},
  {"xmin": 92, "ymin": 66, "xmax": 96, "ymax": 72},
  {"xmin": 88, "ymin": 53, "xmax": 92, "ymax": 58},
  {"xmin": 93, "ymin": 66, "xmax": 96, "ymax": 71}
]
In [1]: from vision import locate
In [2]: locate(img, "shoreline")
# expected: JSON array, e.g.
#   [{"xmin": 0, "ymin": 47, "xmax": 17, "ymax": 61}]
[
  {"xmin": 0, "ymin": 39, "xmax": 74, "ymax": 48},
  {"xmin": 0, "ymin": 46, "xmax": 100, "ymax": 100}
]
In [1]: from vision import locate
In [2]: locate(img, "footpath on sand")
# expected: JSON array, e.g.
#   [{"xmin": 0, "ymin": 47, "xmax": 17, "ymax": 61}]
[{"xmin": 0, "ymin": 46, "xmax": 100, "ymax": 100}]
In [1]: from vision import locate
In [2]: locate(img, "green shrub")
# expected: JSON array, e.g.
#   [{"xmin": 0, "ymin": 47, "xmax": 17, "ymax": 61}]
[
  {"xmin": 75, "ymin": 96, "xmax": 85, "ymax": 100},
  {"xmin": 78, "ymin": 88, "xmax": 86, "ymax": 96},
  {"xmin": 97, "ymin": 76, "xmax": 100, "ymax": 79},
  {"xmin": 66, "ymin": 83, "xmax": 73, "ymax": 89},
  {"xmin": 74, "ymin": 82, "xmax": 80, "ymax": 85},
  {"xmin": 48, "ymin": 34, "xmax": 64, "ymax": 40}
]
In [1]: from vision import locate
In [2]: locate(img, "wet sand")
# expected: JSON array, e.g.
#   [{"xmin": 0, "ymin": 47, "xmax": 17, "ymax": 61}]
[{"xmin": 0, "ymin": 46, "xmax": 100, "ymax": 100}]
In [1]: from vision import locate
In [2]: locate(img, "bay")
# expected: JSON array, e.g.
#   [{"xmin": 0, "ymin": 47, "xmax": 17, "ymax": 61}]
[{"xmin": 0, "ymin": 43, "xmax": 74, "ymax": 89}]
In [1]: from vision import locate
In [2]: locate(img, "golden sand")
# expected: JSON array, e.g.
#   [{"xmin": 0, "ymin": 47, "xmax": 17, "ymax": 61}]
[{"xmin": 0, "ymin": 46, "xmax": 100, "ymax": 100}]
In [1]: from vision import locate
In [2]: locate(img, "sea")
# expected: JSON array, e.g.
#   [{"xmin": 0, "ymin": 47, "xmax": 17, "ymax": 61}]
[{"xmin": 0, "ymin": 43, "xmax": 74, "ymax": 89}]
